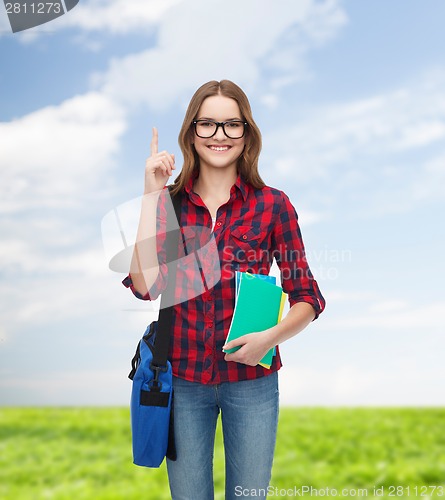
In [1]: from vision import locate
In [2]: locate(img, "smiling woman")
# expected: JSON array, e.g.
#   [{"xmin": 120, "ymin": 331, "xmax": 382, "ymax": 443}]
[
  {"xmin": 171, "ymin": 80, "xmax": 265, "ymax": 198},
  {"xmin": 122, "ymin": 79, "xmax": 325, "ymax": 500}
]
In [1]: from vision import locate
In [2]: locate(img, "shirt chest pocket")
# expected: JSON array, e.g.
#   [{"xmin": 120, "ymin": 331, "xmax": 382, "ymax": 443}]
[{"xmin": 228, "ymin": 225, "xmax": 268, "ymax": 264}]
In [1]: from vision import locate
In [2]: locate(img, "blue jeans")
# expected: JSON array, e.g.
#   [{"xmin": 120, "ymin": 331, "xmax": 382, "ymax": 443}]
[{"xmin": 166, "ymin": 371, "xmax": 279, "ymax": 500}]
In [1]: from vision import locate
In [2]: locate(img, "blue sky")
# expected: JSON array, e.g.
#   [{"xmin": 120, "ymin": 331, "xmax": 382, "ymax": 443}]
[{"xmin": 1, "ymin": 0, "xmax": 444, "ymax": 406}]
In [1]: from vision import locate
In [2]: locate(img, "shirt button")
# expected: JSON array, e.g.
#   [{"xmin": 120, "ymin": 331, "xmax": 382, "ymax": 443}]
[
  {"xmin": 216, "ymin": 221, "xmax": 222, "ymax": 227},
  {"xmin": 242, "ymin": 235, "xmax": 247, "ymax": 240}
]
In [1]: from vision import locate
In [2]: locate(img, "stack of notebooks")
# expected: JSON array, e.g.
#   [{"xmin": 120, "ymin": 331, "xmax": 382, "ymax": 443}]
[{"xmin": 223, "ymin": 271, "xmax": 287, "ymax": 369}]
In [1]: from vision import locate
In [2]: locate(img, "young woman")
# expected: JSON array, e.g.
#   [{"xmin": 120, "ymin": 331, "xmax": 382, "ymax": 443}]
[{"xmin": 123, "ymin": 80, "xmax": 325, "ymax": 500}]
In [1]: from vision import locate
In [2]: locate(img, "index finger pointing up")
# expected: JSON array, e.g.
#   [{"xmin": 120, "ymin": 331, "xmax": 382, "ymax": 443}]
[{"xmin": 151, "ymin": 126, "xmax": 158, "ymax": 156}]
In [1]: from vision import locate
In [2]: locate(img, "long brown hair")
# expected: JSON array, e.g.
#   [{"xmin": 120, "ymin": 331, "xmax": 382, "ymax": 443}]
[{"xmin": 170, "ymin": 80, "xmax": 265, "ymax": 196}]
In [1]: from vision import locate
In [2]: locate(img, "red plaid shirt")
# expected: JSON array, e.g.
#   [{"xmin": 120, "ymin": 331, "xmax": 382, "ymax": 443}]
[{"xmin": 123, "ymin": 173, "xmax": 325, "ymax": 384}]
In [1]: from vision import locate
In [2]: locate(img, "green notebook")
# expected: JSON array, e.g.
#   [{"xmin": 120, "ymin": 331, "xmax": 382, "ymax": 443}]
[{"xmin": 224, "ymin": 272, "xmax": 286, "ymax": 368}]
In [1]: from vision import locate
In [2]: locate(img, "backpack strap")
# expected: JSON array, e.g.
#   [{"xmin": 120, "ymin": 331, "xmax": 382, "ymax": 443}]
[
  {"xmin": 128, "ymin": 340, "xmax": 141, "ymax": 380},
  {"xmin": 150, "ymin": 185, "xmax": 182, "ymax": 373}
]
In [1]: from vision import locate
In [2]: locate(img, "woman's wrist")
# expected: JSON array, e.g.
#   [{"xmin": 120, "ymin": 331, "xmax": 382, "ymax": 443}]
[
  {"xmin": 264, "ymin": 302, "xmax": 316, "ymax": 348},
  {"xmin": 261, "ymin": 327, "xmax": 280, "ymax": 351}
]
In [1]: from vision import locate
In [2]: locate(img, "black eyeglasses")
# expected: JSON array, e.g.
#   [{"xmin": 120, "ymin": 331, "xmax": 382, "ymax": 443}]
[{"xmin": 192, "ymin": 119, "xmax": 248, "ymax": 139}]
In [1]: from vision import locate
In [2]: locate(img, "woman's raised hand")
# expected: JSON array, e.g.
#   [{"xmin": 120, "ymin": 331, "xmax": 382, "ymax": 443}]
[{"xmin": 144, "ymin": 127, "xmax": 176, "ymax": 194}]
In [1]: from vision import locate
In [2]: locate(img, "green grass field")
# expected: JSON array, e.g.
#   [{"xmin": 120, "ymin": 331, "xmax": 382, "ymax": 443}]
[{"xmin": 1, "ymin": 407, "xmax": 444, "ymax": 499}]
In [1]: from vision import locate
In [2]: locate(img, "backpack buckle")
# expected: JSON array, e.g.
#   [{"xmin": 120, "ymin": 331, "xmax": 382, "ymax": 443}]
[{"xmin": 149, "ymin": 362, "xmax": 168, "ymax": 391}]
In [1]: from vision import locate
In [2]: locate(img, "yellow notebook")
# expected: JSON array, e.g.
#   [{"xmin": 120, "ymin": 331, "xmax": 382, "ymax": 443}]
[{"xmin": 224, "ymin": 272, "xmax": 286, "ymax": 368}]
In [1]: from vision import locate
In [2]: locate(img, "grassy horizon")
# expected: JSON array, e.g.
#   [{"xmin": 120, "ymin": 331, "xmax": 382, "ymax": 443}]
[{"xmin": 1, "ymin": 407, "xmax": 445, "ymax": 499}]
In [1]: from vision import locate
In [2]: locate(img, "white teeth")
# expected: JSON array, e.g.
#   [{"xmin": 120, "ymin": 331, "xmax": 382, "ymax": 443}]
[{"xmin": 209, "ymin": 146, "xmax": 230, "ymax": 151}]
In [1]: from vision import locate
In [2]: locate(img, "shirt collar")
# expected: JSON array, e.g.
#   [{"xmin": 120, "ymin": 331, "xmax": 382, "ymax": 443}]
[
  {"xmin": 184, "ymin": 169, "xmax": 199, "ymax": 197},
  {"xmin": 184, "ymin": 169, "xmax": 249, "ymax": 202},
  {"xmin": 233, "ymin": 172, "xmax": 249, "ymax": 202}
]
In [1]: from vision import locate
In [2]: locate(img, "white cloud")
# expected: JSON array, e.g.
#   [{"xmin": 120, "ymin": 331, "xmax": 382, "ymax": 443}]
[
  {"xmin": 62, "ymin": 0, "xmax": 183, "ymax": 34},
  {"xmin": 297, "ymin": 209, "xmax": 329, "ymax": 225},
  {"xmin": 0, "ymin": 9, "xmax": 11, "ymax": 34},
  {"xmin": 0, "ymin": 325, "xmax": 7, "ymax": 343},
  {"xmin": 264, "ymin": 68, "xmax": 445, "ymax": 215},
  {"xmin": 409, "ymin": 153, "xmax": 445, "ymax": 202},
  {"xmin": 260, "ymin": 94, "xmax": 280, "ymax": 110},
  {"xmin": 326, "ymin": 290, "xmax": 379, "ymax": 303},
  {"xmin": 368, "ymin": 299, "xmax": 408, "ymax": 313},
  {"xmin": 0, "ymin": 266, "xmax": 113, "ymax": 326},
  {"xmin": 0, "ymin": 91, "xmax": 129, "ymax": 342},
  {"xmin": 0, "ymin": 0, "xmax": 184, "ymax": 41},
  {"xmin": 303, "ymin": 0, "xmax": 348, "ymax": 43},
  {"xmin": 0, "ymin": 368, "xmax": 129, "ymax": 405},
  {"xmin": 268, "ymin": 74, "xmax": 445, "ymax": 180},
  {"xmin": 279, "ymin": 362, "xmax": 445, "ymax": 406},
  {"xmin": 393, "ymin": 120, "xmax": 445, "ymax": 150},
  {"xmin": 327, "ymin": 301, "xmax": 445, "ymax": 330},
  {"xmin": 0, "ymin": 91, "xmax": 126, "ymax": 213},
  {"xmin": 94, "ymin": 0, "xmax": 346, "ymax": 111}
]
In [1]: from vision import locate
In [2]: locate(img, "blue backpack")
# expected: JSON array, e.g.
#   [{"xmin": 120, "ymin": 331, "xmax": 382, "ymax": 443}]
[{"xmin": 129, "ymin": 321, "xmax": 176, "ymax": 467}]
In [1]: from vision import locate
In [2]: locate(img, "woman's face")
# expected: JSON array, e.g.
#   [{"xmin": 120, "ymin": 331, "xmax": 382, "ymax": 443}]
[{"xmin": 193, "ymin": 94, "xmax": 246, "ymax": 173}]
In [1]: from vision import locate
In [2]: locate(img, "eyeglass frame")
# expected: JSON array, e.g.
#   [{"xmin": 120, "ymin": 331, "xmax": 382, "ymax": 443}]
[{"xmin": 192, "ymin": 119, "xmax": 248, "ymax": 139}]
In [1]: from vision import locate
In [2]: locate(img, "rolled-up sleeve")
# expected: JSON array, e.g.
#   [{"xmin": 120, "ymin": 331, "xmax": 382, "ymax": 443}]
[
  {"xmin": 272, "ymin": 191, "xmax": 326, "ymax": 319},
  {"xmin": 121, "ymin": 267, "xmax": 167, "ymax": 300},
  {"xmin": 121, "ymin": 188, "xmax": 169, "ymax": 301}
]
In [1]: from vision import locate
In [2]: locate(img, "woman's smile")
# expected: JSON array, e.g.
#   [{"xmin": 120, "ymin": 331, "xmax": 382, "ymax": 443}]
[{"xmin": 207, "ymin": 145, "xmax": 232, "ymax": 152}]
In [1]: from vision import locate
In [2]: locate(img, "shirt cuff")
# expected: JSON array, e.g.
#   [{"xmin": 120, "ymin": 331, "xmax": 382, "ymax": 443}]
[
  {"xmin": 122, "ymin": 265, "xmax": 167, "ymax": 301},
  {"xmin": 288, "ymin": 294, "xmax": 325, "ymax": 321}
]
